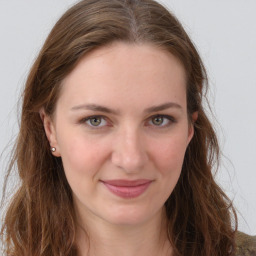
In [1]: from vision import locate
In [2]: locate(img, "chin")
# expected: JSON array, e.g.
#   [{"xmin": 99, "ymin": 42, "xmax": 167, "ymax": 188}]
[{"xmin": 101, "ymin": 205, "xmax": 159, "ymax": 226}]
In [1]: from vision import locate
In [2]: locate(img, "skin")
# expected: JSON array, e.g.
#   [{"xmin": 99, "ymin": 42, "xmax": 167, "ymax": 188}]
[{"xmin": 42, "ymin": 42, "xmax": 196, "ymax": 256}]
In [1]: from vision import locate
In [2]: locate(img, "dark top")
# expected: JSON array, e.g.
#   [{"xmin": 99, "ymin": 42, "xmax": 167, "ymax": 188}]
[{"xmin": 236, "ymin": 231, "xmax": 256, "ymax": 256}]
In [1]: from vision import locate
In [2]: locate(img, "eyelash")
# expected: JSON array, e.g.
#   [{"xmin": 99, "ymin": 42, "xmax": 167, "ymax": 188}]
[
  {"xmin": 146, "ymin": 115, "xmax": 176, "ymax": 128},
  {"xmin": 80, "ymin": 114, "xmax": 176, "ymax": 129},
  {"xmin": 80, "ymin": 116, "xmax": 110, "ymax": 128}
]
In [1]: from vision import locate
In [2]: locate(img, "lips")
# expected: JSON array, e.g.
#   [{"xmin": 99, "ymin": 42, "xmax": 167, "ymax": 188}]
[{"xmin": 101, "ymin": 179, "xmax": 152, "ymax": 199}]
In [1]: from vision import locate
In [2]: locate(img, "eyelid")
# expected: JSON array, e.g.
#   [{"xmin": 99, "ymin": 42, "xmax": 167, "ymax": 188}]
[
  {"xmin": 146, "ymin": 114, "xmax": 176, "ymax": 127},
  {"xmin": 80, "ymin": 115, "xmax": 112, "ymax": 128},
  {"xmin": 78, "ymin": 114, "xmax": 176, "ymax": 129}
]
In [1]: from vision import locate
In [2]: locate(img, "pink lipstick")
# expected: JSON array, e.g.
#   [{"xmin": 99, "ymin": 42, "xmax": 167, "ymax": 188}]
[{"xmin": 101, "ymin": 179, "xmax": 152, "ymax": 199}]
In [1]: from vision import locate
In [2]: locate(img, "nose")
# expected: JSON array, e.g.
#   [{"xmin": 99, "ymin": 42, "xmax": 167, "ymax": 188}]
[{"xmin": 111, "ymin": 127, "xmax": 148, "ymax": 173}]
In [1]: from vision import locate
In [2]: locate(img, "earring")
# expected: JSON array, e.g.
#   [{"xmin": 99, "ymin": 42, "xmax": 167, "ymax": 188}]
[{"xmin": 51, "ymin": 147, "xmax": 56, "ymax": 152}]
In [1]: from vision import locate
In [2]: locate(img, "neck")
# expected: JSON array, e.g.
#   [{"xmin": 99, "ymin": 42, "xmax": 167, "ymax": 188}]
[{"xmin": 75, "ymin": 208, "xmax": 172, "ymax": 256}]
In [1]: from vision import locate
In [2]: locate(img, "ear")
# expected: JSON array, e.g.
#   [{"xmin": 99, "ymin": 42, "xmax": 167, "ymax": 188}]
[
  {"xmin": 187, "ymin": 111, "xmax": 198, "ymax": 145},
  {"xmin": 40, "ymin": 109, "xmax": 61, "ymax": 157}
]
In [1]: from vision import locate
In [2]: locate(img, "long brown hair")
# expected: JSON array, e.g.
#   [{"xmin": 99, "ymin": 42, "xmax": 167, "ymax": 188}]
[{"xmin": 1, "ymin": 0, "xmax": 237, "ymax": 255}]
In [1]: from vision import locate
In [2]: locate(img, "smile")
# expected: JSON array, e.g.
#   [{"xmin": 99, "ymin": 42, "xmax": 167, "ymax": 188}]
[{"xmin": 101, "ymin": 179, "xmax": 152, "ymax": 199}]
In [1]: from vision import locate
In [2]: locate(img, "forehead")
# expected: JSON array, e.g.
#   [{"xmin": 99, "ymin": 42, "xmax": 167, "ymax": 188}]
[{"xmin": 58, "ymin": 42, "xmax": 187, "ymax": 111}]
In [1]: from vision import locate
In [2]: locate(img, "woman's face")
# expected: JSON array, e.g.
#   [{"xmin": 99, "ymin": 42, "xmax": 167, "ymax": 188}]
[{"xmin": 43, "ymin": 42, "xmax": 194, "ymax": 226}]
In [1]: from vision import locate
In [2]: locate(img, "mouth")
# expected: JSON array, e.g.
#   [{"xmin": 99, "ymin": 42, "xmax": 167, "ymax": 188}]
[{"xmin": 101, "ymin": 179, "xmax": 152, "ymax": 199}]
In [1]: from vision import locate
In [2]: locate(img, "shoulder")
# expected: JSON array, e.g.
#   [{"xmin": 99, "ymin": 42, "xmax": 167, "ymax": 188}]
[{"xmin": 235, "ymin": 231, "xmax": 256, "ymax": 256}]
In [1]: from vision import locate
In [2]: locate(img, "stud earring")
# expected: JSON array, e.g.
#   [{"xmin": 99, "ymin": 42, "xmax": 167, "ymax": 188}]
[{"xmin": 51, "ymin": 147, "xmax": 56, "ymax": 152}]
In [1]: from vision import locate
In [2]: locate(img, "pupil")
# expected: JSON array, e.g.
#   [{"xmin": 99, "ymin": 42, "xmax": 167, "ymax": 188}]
[
  {"xmin": 90, "ymin": 117, "xmax": 101, "ymax": 126},
  {"xmin": 153, "ymin": 116, "xmax": 163, "ymax": 125}
]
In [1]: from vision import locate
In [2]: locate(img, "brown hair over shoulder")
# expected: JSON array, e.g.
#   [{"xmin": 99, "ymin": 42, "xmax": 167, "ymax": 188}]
[{"xmin": 1, "ymin": 0, "xmax": 237, "ymax": 255}]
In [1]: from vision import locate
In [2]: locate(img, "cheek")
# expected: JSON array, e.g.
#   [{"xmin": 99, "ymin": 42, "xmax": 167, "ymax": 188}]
[
  {"xmin": 57, "ymin": 133, "xmax": 110, "ymax": 179},
  {"xmin": 151, "ymin": 134, "xmax": 188, "ymax": 175},
  {"xmin": 145, "ymin": 135, "xmax": 189, "ymax": 205},
  {"xmin": 58, "ymin": 135, "xmax": 112, "ymax": 200}
]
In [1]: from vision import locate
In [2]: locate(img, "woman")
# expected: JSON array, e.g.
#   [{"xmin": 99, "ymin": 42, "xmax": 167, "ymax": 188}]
[{"xmin": 1, "ymin": 0, "xmax": 255, "ymax": 255}]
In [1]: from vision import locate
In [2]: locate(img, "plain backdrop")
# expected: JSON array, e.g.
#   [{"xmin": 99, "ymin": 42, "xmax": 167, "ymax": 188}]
[{"xmin": 0, "ymin": 0, "xmax": 255, "ymax": 235}]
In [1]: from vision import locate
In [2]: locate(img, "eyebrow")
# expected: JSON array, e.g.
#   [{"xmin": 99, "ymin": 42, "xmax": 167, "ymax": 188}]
[
  {"xmin": 144, "ymin": 102, "xmax": 182, "ymax": 113},
  {"xmin": 70, "ymin": 104, "xmax": 120, "ymax": 115},
  {"xmin": 70, "ymin": 102, "xmax": 182, "ymax": 114}
]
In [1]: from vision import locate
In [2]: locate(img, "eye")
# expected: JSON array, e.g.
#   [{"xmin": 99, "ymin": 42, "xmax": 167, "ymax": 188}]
[
  {"xmin": 148, "ymin": 115, "xmax": 175, "ymax": 127},
  {"xmin": 84, "ymin": 116, "xmax": 108, "ymax": 127},
  {"xmin": 152, "ymin": 116, "xmax": 165, "ymax": 126}
]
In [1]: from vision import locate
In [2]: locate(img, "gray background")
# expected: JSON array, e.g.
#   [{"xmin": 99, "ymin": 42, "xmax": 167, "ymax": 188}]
[{"xmin": 0, "ymin": 0, "xmax": 255, "ymax": 235}]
